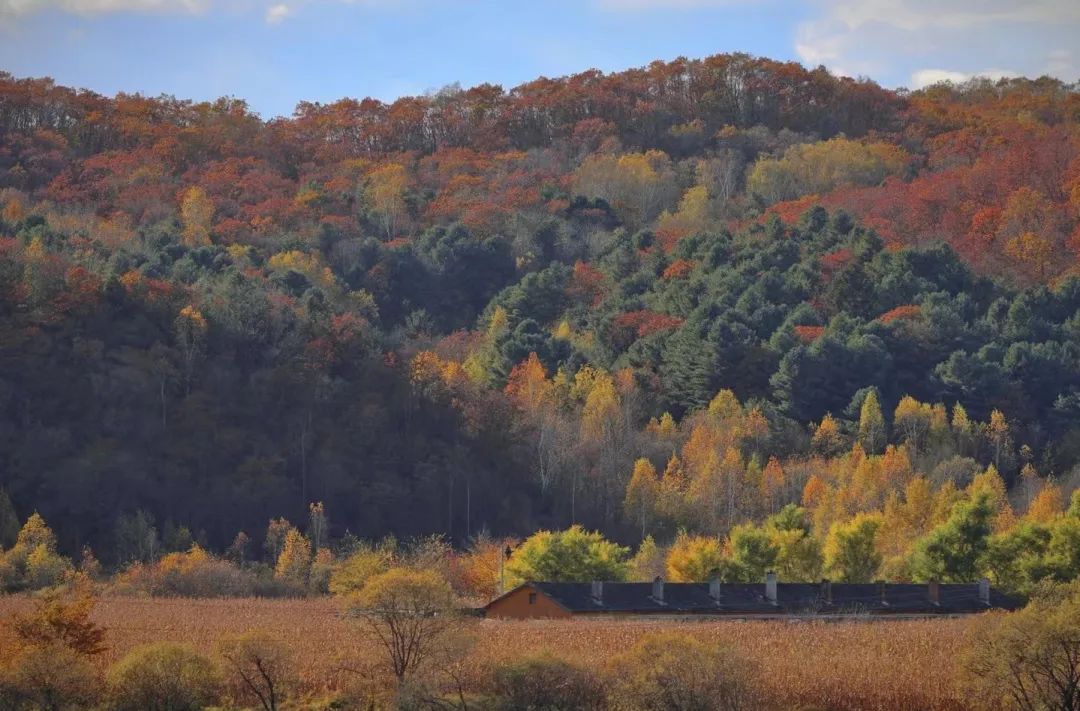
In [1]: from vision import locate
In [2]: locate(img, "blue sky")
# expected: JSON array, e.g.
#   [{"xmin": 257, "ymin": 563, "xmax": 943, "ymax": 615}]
[{"xmin": 1, "ymin": 0, "xmax": 1077, "ymax": 119}]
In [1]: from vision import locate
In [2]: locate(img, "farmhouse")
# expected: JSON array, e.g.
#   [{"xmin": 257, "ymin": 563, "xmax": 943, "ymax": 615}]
[{"xmin": 484, "ymin": 574, "xmax": 1022, "ymax": 619}]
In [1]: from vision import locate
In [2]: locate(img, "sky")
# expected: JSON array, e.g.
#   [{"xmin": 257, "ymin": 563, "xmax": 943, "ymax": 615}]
[{"xmin": 0, "ymin": 0, "xmax": 1078, "ymax": 119}]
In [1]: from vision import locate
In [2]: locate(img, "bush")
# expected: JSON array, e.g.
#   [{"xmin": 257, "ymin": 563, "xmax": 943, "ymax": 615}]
[
  {"xmin": 607, "ymin": 633, "xmax": 753, "ymax": 711},
  {"xmin": 24, "ymin": 544, "xmax": 73, "ymax": 589},
  {"xmin": 963, "ymin": 580, "xmax": 1080, "ymax": 711},
  {"xmin": 5, "ymin": 576, "xmax": 107, "ymax": 657},
  {"xmin": 112, "ymin": 546, "xmax": 282, "ymax": 597},
  {"xmin": 492, "ymin": 654, "xmax": 607, "ymax": 710},
  {"xmin": 328, "ymin": 546, "xmax": 393, "ymax": 595},
  {"xmin": 309, "ymin": 548, "xmax": 334, "ymax": 594},
  {"xmin": 0, "ymin": 642, "xmax": 103, "ymax": 710},
  {"xmin": 108, "ymin": 642, "xmax": 220, "ymax": 711},
  {"xmin": 0, "ymin": 513, "xmax": 74, "ymax": 592},
  {"xmin": 0, "ymin": 571, "xmax": 108, "ymax": 709},
  {"xmin": 0, "ymin": 556, "xmax": 17, "ymax": 592}
]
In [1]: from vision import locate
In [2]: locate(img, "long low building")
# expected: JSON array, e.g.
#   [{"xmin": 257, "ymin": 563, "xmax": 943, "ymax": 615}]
[{"xmin": 483, "ymin": 574, "xmax": 1023, "ymax": 619}]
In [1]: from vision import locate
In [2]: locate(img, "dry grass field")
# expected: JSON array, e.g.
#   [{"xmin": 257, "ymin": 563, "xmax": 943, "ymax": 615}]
[{"xmin": 0, "ymin": 595, "xmax": 990, "ymax": 710}]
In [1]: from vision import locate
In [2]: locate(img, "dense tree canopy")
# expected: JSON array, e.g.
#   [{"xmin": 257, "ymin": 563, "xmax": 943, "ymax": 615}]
[{"xmin": 0, "ymin": 56, "xmax": 1078, "ymax": 583}]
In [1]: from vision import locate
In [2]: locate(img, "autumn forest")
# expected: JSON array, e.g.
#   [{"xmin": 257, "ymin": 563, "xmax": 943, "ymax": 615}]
[{"xmin": 0, "ymin": 53, "xmax": 1079, "ymax": 600}]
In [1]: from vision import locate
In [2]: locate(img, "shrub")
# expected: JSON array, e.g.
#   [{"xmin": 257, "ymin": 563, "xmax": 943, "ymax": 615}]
[
  {"xmin": 0, "ymin": 513, "xmax": 73, "ymax": 592},
  {"xmin": 24, "ymin": 544, "xmax": 73, "ymax": 589},
  {"xmin": 491, "ymin": 654, "xmax": 607, "ymax": 710},
  {"xmin": 0, "ymin": 556, "xmax": 17, "ymax": 592},
  {"xmin": 607, "ymin": 633, "xmax": 753, "ymax": 711},
  {"xmin": 0, "ymin": 579, "xmax": 107, "ymax": 710},
  {"xmin": 963, "ymin": 580, "xmax": 1080, "ymax": 711},
  {"xmin": 308, "ymin": 547, "xmax": 334, "ymax": 594},
  {"xmin": 216, "ymin": 631, "xmax": 293, "ymax": 711},
  {"xmin": 112, "ymin": 546, "xmax": 269, "ymax": 597},
  {"xmin": 6, "ymin": 577, "xmax": 107, "ymax": 657},
  {"xmin": 329, "ymin": 546, "xmax": 393, "ymax": 595},
  {"xmin": 108, "ymin": 642, "xmax": 220, "ymax": 711},
  {"xmin": 0, "ymin": 642, "xmax": 103, "ymax": 710}
]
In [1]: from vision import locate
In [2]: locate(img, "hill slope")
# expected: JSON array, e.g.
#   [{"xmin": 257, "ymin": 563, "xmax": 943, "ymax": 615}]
[{"xmin": 0, "ymin": 55, "xmax": 1078, "ymax": 559}]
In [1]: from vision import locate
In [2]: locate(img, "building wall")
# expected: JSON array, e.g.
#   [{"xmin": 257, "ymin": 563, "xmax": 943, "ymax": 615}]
[{"xmin": 485, "ymin": 585, "xmax": 572, "ymax": 619}]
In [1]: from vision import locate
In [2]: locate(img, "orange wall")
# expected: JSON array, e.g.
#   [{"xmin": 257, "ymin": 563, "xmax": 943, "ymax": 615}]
[{"xmin": 486, "ymin": 585, "xmax": 572, "ymax": 619}]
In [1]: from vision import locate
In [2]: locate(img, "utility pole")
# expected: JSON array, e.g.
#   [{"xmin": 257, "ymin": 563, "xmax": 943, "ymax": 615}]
[{"xmin": 499, "ymin": 544, "xmax": 513, "ymax": 596}]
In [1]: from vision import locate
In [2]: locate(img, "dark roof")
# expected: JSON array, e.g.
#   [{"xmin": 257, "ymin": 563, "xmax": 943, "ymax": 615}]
[{"xmin": 488, "ymin": 581, "xmax": 1021, "ymax": 616}]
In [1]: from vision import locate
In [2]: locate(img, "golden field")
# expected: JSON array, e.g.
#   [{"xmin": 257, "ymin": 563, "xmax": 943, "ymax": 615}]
[{"xmin": 0, "ymin": 595, "xmax": 989, "ymax": 710}]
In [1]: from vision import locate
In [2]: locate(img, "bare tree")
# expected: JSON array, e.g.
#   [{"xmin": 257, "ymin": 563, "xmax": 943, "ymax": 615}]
[
  {"xmin": 217, "ymin": 631, "xmax": 293, "ymax": 711},
  {"xmin": 345, "ymin": 568, "xmax": 460, "ymax": 682}
]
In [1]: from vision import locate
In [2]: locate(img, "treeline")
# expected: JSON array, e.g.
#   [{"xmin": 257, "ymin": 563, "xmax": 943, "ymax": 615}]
[
  {"xmin": 3, "ymin": 201, "xmax": 1080, "ymax": 561},
  {"xmin": 0, "ymin": 54, "xmax": 897, "ymax": 171},
  {"xmin": 2, "ymin": 62, "xmax": 1077, "ymax": 286},
  {"xmin": 3, "ymin": 414, "xmax": 1078, "ymax": 600}
]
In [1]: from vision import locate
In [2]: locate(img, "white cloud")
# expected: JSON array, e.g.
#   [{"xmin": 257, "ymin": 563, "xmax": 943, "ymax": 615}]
[
  {"xmin": 0, "ymin": 0, "xmax": 207, "ymax": 15},
  {"xmin": 821, "ymin": 0, "xmax": 1079, "ymax": 32},
  {"xmin": 0, "ymin": 0, "xmax": 400, "ymax": 18},
  {"xmin": 910, "ymin": 68, "xmax": 968, "ymax": 88},
  {"xmin": 910, "ymin": 67, "xmax": 1020, "ymax": 89},
  {"xmin": 1044, "ymin": 49, "xmax": 1078, "ymax": 80},
  {"xmin": 795, "ymin": 0, "xmax": 1080, "ymax": 85},
  {"xmin": 264, "ymin": 1, "xmax": 289, "ymax": 22},
  {"xmin": 594, "ymin": 0, "xmax": 756, "ymax": 9}
]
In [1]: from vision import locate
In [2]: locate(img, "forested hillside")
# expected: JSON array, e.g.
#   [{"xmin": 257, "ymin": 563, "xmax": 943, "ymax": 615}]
[{"xmin": 1, "ymin": 54, "xmax": 1079, "ymax": 573}]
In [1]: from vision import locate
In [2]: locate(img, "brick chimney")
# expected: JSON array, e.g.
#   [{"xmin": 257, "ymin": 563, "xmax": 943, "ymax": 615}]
[
  {"xmin": 978, "ymin": 578, "xmax": 990, "ymax": 606},
  {"xmin": 928, "ymin": 580, "xmax": 940, "ymax": 606},
  {"xmin": 652, "ymin": 576, "xmax": 664, "ymax": 603},
  {"xmin": 765, "ymin": 571, "xmax": 778, "ymax": 605},
  {"xmin": 591, "ymin": 580, "xmax": 603, "ymax": 605}
]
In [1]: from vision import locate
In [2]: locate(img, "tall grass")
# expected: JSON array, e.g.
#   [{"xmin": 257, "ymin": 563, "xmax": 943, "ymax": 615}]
[{"xmin": 0, "ymin": 595, "xmax": 988, "ymax": 709}]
